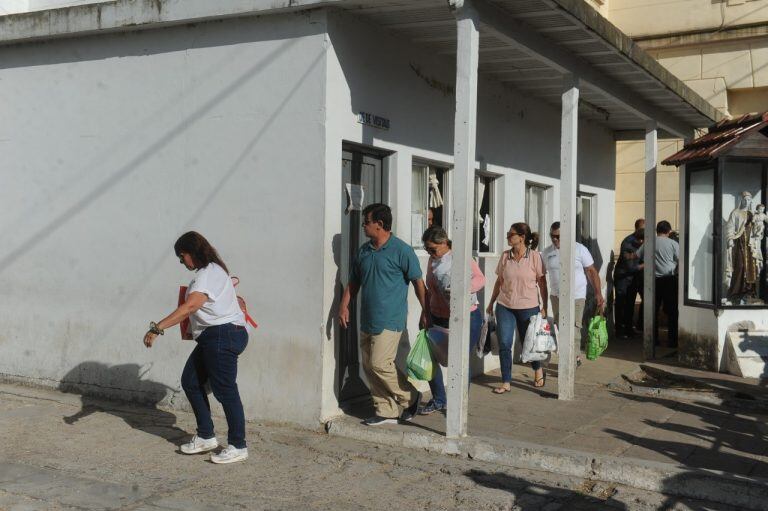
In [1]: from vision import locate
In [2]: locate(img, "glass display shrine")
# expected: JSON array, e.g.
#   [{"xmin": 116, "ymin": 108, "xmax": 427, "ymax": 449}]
[{"xmin": 668, "ymin": 113, "xmax": 768, "ymax": 309}]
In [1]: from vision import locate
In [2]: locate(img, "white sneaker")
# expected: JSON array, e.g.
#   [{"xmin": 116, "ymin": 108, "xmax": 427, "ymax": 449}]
[
  {"xmin": 180, "ymin": 435, "xmax": 218, "ymax": 454},
  {"xmin": 210, "ymin": 445, "xmax": 248, "ymax": 464}
]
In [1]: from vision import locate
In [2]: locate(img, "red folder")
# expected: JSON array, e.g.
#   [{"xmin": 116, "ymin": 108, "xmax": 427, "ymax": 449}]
[{"xmin": 178, "ymin": 286, "xmax": 193, "ymax": 340}]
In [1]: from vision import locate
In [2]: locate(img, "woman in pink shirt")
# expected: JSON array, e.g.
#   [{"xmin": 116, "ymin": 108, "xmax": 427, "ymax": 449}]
[
  {"xmin": 486, "ymin": 222, "xmax": 549, "ymax": 391},
  {"xmin": 419, "ymin": 226, "xmax": 486, "ymax": 415}
]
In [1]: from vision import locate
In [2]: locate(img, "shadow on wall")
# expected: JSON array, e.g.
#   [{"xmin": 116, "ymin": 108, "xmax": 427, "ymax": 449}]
[
  {"xmin": 328, "ymin": 232, "xmax": 372, "ymax": 406},
  {"xmin": 738, "ymin": 332, "xmax": 768, "ymax": 382},
  {"xmin": 59, "ymin": 361, "xmax": 187, "ymax": 446},
  {"xmin": 327, "ymin": 233, "xmax": 345, "ymax": 404}
]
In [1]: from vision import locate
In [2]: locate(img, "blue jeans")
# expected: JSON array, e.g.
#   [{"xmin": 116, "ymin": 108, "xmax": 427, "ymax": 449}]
[
  {"xmin": 181, "ymin": 323, "xmax": 248, "ymax": 449},
  {"xmin": 428, "ymin": 308, "xmax": 484, "ymax": 408},
  {"xmin": 495, "ymin": 304, "xmax": 541, "ymax": 383}
]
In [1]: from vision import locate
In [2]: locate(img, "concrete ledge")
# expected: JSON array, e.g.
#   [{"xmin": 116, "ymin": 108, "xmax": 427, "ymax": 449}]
[
  {"xmin": 327, "ymin": 417, "xmax": 768, "ymax": 510},
  {"xmin": 0, "ymin": 0, "xmax": 340, "ymax": 45}
]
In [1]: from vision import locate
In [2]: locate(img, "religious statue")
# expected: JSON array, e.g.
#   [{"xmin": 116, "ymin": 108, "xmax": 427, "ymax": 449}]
[
  {"xmin": 751, "ymin": 204, "xmax": 768, "ymax": 277},
  {"xmin": 725, "ymin": 191, "xmax": 759, "ymax": 302}
]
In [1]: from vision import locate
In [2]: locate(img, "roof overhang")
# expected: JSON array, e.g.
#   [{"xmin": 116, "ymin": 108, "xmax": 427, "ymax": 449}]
[
  {"xmin": 340, "ymin": 0, "xmax": 723, "ymax": 138},
  {"xmin": 0, "ymin": 0, "xmax": 723, "ymax": 138}
]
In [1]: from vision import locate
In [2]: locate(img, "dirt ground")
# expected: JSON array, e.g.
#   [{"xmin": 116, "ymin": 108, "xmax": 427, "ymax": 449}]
[{"xmin": 0, "ymin": 383, "xmax": 738, "ymax": 511}]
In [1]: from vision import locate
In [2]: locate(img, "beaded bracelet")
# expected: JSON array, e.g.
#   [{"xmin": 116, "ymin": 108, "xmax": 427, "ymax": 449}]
[{"xmin": 149, "ymin": 321, "xmax": 164, "ymax": 336}]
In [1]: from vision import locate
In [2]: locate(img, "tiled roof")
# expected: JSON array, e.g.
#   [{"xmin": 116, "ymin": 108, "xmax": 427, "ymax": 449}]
[{"xmin": 662, "ymin": 112, "xmax": 768, "ymax": 166}]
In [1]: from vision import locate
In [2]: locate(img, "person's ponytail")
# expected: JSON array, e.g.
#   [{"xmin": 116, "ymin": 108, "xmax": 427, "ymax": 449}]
[{"xmin": 529, "ymin": 232, "xmax": 540, "ymax": 250}]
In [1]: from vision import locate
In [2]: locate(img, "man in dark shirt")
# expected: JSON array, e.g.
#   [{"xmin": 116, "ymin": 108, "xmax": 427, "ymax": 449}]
[{"xmin": 614, "ymin": 219, "xmax": 645, "ymax": 338}]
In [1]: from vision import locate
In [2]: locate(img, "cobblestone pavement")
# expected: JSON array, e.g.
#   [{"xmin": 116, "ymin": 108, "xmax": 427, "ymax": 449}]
[{"xmin": 0, "ymin": 384, "xmax": 737, "ymax": 511}]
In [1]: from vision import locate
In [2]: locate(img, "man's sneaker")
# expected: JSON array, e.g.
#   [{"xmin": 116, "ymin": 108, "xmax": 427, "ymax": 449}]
[
  {"xmin": 180, "ymin": 435, "xmax": 218, "ymax": 455},
  {"xmin": 418, "ymin": 399, "xmax": 445, "ymax": 415},
  {"xmin": 399, "ymin": 391, "xmax": 421, "ymax": 422},
  {"xmin": 362, "ymin": 416, "xmax": 398, "ymax": 426},
  {"xmin": 210, "ymin": 445, "xmax": 248, "ymax": 464}
]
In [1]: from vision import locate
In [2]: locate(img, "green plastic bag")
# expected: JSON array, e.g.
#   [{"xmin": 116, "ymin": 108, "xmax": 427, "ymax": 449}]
[
  {"xmin": 586, "ymin": 315, "xmax": 609, "ymax": 360},
  {"xmin": 407, "ymin": 329, "xmax": 434, "ymax": 381}
]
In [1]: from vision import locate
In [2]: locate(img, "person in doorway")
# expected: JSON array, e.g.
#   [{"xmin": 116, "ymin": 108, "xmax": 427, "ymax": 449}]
[
  {"xmin": 613, "ymin": 219, "xmax": 645, "ymax": 338},
  {"xmin": 418, "ymin": 226, "xmax": 486, "ymax": 415},
  {"xmin": 486, "ymin": 222, "xmax": 549, "ymax": 390},
  {"xmin": 339, "ymin": 203, "xmax": 427, "ymax": 426},
  {"xmin": 427, "ymin": 208, "xmax": 435, "ymax": 228},
  {"xmin": 142, "ymin": 231, "xmax": 249, "ymax": 464},
  {"xmin": 637, "ymin": 220, "xmax": 679, "ymax": 348},
  {"xmin": 542, "ymin": 222, "xmax": 605, "ymax": 366}
]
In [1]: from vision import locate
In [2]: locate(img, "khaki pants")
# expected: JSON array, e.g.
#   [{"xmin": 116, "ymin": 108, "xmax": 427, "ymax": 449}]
[
  {"xmin": 550, "ymin": 296, "xmax": 586, "ymax": 353},
  {"xmin": 360, "ymin": 329, "xmax": 416, "ymax": 418}
]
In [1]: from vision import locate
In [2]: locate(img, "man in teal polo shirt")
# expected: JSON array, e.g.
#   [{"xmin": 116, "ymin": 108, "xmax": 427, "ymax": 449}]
[{"xmin": 339, "ymin": 203, "xmax": 428, "ymax": 426}]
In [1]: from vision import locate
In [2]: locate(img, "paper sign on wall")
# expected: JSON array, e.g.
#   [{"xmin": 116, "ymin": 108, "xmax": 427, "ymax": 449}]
[{"xmin": 346, "ymin": 183, "xmax": 365, "ymax": 212}]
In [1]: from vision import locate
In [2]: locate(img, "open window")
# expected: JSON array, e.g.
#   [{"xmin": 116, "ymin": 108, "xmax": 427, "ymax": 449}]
[
  {"xmin": 473, "ymin": 174, "xmax": 495, "ymax": 253},
  {"xmin": 411, "ymin": 163, "xmax": 448, "ymax": 246}
]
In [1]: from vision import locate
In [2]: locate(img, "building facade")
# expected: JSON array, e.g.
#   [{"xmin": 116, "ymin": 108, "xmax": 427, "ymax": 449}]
[{"xmin": 0, "ymin": 0, "xmax": 716, "ymax": 427}]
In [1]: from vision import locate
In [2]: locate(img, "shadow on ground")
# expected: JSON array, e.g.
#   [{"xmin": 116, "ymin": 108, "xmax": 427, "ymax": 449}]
[
  {"xmin": 59, "ymin": 361, "xmax": 188, "ymax": 446},
  {"xmin": 605, "ymin": 390, "xmax": 768, "ymax": 477},
  {"xmin": 465, "ymin": 468, "xmax": 629, "ymax": 510}
]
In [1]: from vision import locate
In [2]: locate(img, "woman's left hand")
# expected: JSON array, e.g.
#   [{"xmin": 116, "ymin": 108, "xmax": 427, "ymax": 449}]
[
  {"xmin": 540, "ymin": 308, "xmax": 547, "ymax": 318},
  {"xmin": 143, "ymin": 331, "xmax": 158, "ymax": 348}
]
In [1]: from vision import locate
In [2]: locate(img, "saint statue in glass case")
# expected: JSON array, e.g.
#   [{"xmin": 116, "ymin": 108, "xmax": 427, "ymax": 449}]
[{"xmin": 725, "ymin": 191, "xmax": 760, "ymax": 303}]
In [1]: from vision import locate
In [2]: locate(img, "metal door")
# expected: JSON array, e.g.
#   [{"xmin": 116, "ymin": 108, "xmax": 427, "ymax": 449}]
[{"xmin": 338, "ymin": 149, "xmax": 384, "ymax": 405}]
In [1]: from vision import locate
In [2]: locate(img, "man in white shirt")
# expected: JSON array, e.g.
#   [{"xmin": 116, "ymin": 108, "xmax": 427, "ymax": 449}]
[{"xmin": 542, "ymin": 222, "xmax": 605, "ymax": 364}]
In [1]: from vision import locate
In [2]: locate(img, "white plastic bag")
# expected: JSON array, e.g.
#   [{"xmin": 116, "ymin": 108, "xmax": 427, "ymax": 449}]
[
  {"xmin": 535, "ymin": 319, "xmax": 558, "ymax": 354},
  {"xmin": 521, "ymin": 314, "xmax": 557, "ymax": 363}
]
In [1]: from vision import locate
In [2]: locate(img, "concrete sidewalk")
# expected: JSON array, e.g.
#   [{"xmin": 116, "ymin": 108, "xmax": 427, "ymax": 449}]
[
  {"xmin": 330, "ymin": 337, "xmax": 768, "ymax": 509},
  {"xmin": 441, "ymin": 338, "xmax": 767, "ymax": 476}
]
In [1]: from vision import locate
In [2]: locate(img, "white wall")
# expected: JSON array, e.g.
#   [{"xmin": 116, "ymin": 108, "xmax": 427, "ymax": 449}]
[
  {"xmin": 0, "ymin": 12, "xmax": 330, "ymax": 426},
  {"xmin": 322, "ymin": 10, "xmax": 616, "ymax": 403},
  {"xmin": 0, "ymin": 0, "xmax": 29, "ymax": 14},
  {"xmin": 0, "ymin": 0, "xmax": 110, "ymax": 14}
]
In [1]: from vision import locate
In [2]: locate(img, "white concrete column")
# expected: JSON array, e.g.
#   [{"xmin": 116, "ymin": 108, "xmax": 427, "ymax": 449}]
[
  {"xmin": 558, "ymin": 74, "xmax": 579, "ymax": 401},
  {"xmin": 446, "ymin": 1, "xmax": 479, "ymax": 440},
  {"xmin": 643, "ymin": 122, "xmax": 658, "ymax": 360}
]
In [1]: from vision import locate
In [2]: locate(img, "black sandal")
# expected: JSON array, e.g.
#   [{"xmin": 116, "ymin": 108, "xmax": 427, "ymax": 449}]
[{"xmin": 533, "ymin": 373, "xmax": 546, "ymax": 388}]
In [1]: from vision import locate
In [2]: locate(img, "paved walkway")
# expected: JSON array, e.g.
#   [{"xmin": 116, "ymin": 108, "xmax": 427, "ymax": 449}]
[
  {"xmin": 0, "ymin": 383, "xmax": 734, "ymax": 511},
  {"xmin": 349, "ymin": 337, "xmax": 768, "ymax": 478}
]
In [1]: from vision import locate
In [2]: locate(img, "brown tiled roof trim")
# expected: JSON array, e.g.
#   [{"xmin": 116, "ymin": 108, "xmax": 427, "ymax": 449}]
[{"xmin": 662, "ymin": 112, "xmax": 768, "ymax": 166}]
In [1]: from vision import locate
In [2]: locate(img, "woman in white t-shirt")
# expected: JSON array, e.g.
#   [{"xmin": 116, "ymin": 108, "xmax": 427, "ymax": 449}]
[{"xmin": 142, "ymin": 231, "xmax": 249, "ymax": 465}]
